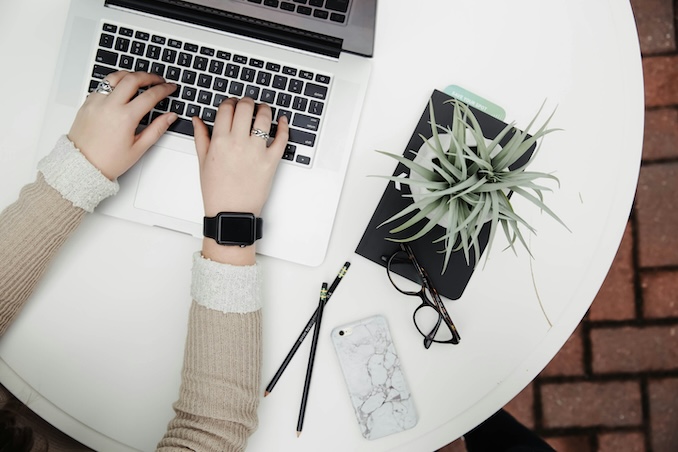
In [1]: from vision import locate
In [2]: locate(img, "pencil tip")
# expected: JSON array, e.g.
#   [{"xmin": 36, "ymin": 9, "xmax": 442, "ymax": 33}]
[
  {"xmin": 296, "ymin": 431, "xmax": 301, "ymax": 437},
  {"xmin": 264, "ymin": 391, "xmax": 270, "ymax": 397}
]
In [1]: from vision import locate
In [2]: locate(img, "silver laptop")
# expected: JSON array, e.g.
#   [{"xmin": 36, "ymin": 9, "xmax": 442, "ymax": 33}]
[{"xmin": 37, "ymin": 0, "xmax": 376, "ymax": 266}]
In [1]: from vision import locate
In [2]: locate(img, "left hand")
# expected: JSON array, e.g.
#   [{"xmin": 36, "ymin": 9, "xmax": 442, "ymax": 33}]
[{"xmin": 68, "ymin": 71, "xmax": 178, "ymax": 180}]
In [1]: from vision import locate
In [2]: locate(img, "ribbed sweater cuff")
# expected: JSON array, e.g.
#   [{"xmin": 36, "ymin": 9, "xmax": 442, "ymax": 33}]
[
  {"xmin": 190, "ymin": 252, "xmax": 262, "ymax": 314},
  {"xmin": 37, "ymin": 135, "xmax": 119, "ymax": 212}
]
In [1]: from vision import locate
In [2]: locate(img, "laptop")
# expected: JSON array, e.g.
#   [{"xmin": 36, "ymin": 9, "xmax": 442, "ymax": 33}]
[{"xmin": 36, "ymin": 0, "xmax": 376, "ymax": 266}]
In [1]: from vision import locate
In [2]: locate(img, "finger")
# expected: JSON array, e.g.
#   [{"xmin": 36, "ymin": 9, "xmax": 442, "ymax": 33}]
[
  {"xmin": 131, "ymin": 112, "xmax": 178, "ymax": 156},
  {"xmin": 231, "ymin": 97, "xmax": 256, "ymax": 137},
  {"xmin": 192, "ymin": 116, "xmax": 211, "ymax": 165},
  {"xmin": 251, "ymin": 103, "xmax": 273, "ymax": 136},
  {"xmin": 211, "ymin": 97, "xmax": 237, "ymax": 139},
  {"xmin": 108, "ymin": 71, "xmax": 167, "ymax": 104},
  {"xmin": 128, "ymin": 82, "xmax": 178, "ymax": 119},
  {"xmin": 268, "ymin": 114, "xmax": 289, "ymax": 159}
]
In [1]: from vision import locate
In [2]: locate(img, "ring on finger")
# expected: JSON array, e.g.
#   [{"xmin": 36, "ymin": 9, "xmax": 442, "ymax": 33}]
[
  {"xmin": 94, "ymin": 79, "xmax": 115, "ymax": 96},
  {"xmin": 251, "ymin": 128, "xmax": 273, "ymax": 146}
]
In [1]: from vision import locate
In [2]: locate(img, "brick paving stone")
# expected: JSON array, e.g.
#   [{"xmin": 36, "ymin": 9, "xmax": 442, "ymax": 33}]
[
  {"xmin": 630, "ymin": 0, "xmax": 676, "ymax": 54},
  {"xmin": 598, "ymin": 431, "xmax": 647, "ymax": 452},
  {"xmin": 642, "ymin": 270, "xmax": 678, "ymax": 318},
  {"xmin": 541, "ymin": 381, "xmax": 642, "ymax": 428},
  {"xmin": 540, "ymin": 326, "xmax": 584, "ymax": 377},
  {"xmin": 643, "ymin": 56, "xmax": 678, "ymax": 107},
  {"xmin": 591, "ymin": 325, "xmax": 678, "ymax": 373},
  {"xmin": 504, "ymin": 383, "xmax": 535, "ymax": 429},
  {"xmin": 544, "ymin": 435, "xmax": 592, "ymax": 452},
  {"xmin": 588, "ymin": 222, "xmax": 636, "ymax": 321},
  {"xmin": 635, "ymin": 162, "xmax": 678, "ymax": 268},
  {"xmin": 642, "ymin": 108, "xmax": 678, "ymax": 161},
  {"xmin": 648, "ymin": 378, "xmax": 678, "ymax": 452}
]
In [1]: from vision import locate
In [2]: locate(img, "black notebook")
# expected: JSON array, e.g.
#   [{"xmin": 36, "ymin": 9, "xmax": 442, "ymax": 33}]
[{"xmin": 355, "ymin": 89, "xmax": 534, "ymax": 300}]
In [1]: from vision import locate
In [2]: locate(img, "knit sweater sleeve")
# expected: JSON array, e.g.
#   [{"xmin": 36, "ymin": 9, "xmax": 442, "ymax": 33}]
[
  {"xmin": 0, "ymin": 136, "xmax": 117, "ymax": 336},
  {"xmin": 157, "ymin": 255, "xmax": 262, "ymax": 452}
]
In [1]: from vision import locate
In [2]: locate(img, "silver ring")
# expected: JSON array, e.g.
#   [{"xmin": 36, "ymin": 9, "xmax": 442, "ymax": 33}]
[
  {"xmin": 251, "ymin": 128, "xmax": 270, "ymax": 141},
  {"xmin": 94, "ymin": 79, "xmax": 114, "ymax": 96}
]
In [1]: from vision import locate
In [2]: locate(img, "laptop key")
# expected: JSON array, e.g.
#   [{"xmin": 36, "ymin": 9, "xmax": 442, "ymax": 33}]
[
  {"xmin": 297, "ymin": 6, "xmax": 312, "ymax": 15},
  {"xmin": 166, "ymin": 66, "xmax": 181, "ymax": 81},
  {"xmin": 214, "ymin": 94, "xmax": 228, "ymax": 107},
  {"xmin": 178, "ymin": 52, "xmax": 193, "ymax": 67},
  {"xmin": 184, "ymin": 43, "xmax": 199, "ymax": 52},
  {"xmin": 187, "ymin": 104, "xmax": 201, "ymax": 117},
  {"xmin": 146, "ymin": 45, "xmax": 161, "ymax": 60},
  {"xmin": 198, "ymin": 90, "xmax": 213, "ymax": 105},
  {"xmin": 92, "ymin": 64, "xmax": 116, "ymax": 79},
  {"xmin": 168, "ymin": 117, "xmax": 195, "ymax": 136},
  {"xmin": 119, "ymin": 27, "xmax": 134, "ymax": 37},
  {"xmin": 170, "ymin": 100, "xmax": 186, "ymax": 115},
  {"xmin": 213, "ymin": 77, "xmax": 228, "ymax": 92},
  {"xmin": 330, "ymin": 12, "xmax": 346, "ymax": 23},
  {"xmin": 288, "ymin": 128, "xmax": 316, "ymax": 147},
  {"xmin": 103, "ymin": 23, "xmax": 117, "ymax": 33},
  {"xmin": 193, "ymin": 56, "xmax": 208, "ymax": 71},
  {"xmin": 292, "ymin": 113, "xmax": 319, "ymax": 131},
  {"xmin": 96, "ymin": 49, "xmax": 118, "ymax": 66},
  {"xmin": 261, "ymin": 89, "xmax": 276, "ymax": 104},
  {"xmin": 325, "ymin": 0, "xmax": 349, "ymax": 12},
  {"xmin": 120, "ymin": 55, "xmax": 134, "ymax": 70},
  {"xmin": 99, "ymin": 34, "xmax": 115, "ymax": 49},
  {"xmin": 115, "ymin": 37, "xmax": 130, "ymax": 52},
  {"xmin": 244, "ymin": 85, "xmax": 260, "ymax": 100},
  {"xmin": 197, "ymin": 74, "xmax": 213, "ymax": 88},
  {"xmin": 289, "ymin": 79, "xmax": 303, "ymax": 94},
  {"xmin": 281, "ymin": 2, "xmax": 295, "ymax": 11},
  {"xmin": 225, "ymin": 64, "xmax": 240, "ymax": 78},
  {"xmin": 151, "ymin": 62, "xmax": 165, "ymax": 76},
  {"xmin": 202, "ymin": 108, "xmax": 217, "ymax": 122},
  {"xmin": 241, "ymin": 68, "xmax": 256, "ymax": 82},
  {"xmin": 304, "ymin": 83, "xmax": 328, "ymax": 99},
  {"xmin": 209, "ymin": 60, "xmax": 224, "ymax": 74},
  {"xmin": 308, "ymin": 100, "xmax": 324, "ymax": 115},
  {"xmin": 296, "ymin": 155, "xmax": 311, "ymax": 165},
  {"xmin": 162, "ymin": 48, "xmax": 178, "ymax": 63},
  {"xmin": 272, "ymin": 75, "xmax": 288, "ymax": 90},
  {"xmin": 313, "ymin": 10, "xmax": 329, "ymax": 19},
  {"xmin": 182, "ymin": 86, "xmax": 197, "ymax": 101},
  {"xmin": 229, "ymin": 81, "xmax": 244, "ymax": 96},
  {"xmin": 182, "ymin": 70, "xmax": 197, "ymax": 84},
  {"xmin": 131, "ymin": 41, "xmax": 146, "ymax": 56},
  {"xmin": 134, "ymin": 59, "xmax": 150, "ymax": 72}
]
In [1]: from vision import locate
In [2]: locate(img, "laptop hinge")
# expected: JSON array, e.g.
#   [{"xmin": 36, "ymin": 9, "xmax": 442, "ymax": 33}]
[{"xmin": 105, "ymin": 0, "xmax": 343, "ymax": 58}]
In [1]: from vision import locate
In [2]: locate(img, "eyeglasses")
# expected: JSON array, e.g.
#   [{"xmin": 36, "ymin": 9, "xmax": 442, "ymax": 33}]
[{"xmin": 385, "ymin": 243, "xmax": 461, "ymax": 349}]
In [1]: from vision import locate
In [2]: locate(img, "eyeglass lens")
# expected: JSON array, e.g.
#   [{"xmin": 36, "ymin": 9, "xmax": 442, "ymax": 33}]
[{"xmin": 387, "ymin": 250, "xmax": 457, "ymax": 344}]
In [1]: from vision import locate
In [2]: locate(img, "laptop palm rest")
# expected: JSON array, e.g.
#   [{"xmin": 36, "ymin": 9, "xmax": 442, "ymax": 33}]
[{"xmin": 134, "ymin": 146, "xmax": 203, "ymax": 225}]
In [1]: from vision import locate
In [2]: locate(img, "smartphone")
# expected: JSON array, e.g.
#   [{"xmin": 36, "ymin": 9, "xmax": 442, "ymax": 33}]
[{"xmin": 331, "ymin": 315, "xmax": 418, "ymax": 440}]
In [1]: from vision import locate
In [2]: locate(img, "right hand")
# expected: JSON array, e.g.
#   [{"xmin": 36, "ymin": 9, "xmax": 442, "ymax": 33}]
[
  {"xmin": 193, "ymin": 97, "xmax": 289, "ymax": 265},
  {"xmin": 193, "ymin": 97, "xmax": 289, "ymax": 218}
]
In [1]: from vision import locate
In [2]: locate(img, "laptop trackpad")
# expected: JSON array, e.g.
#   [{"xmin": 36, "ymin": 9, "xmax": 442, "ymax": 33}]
[{"xmin": 134, "ymin": 146, "xmax": 203, "ymax": 222}]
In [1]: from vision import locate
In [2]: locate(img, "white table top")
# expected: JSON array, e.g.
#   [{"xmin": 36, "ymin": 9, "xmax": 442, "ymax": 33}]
[{"xmin": 0, "ymin": 1, "xmax": 643, "ymax": 451}]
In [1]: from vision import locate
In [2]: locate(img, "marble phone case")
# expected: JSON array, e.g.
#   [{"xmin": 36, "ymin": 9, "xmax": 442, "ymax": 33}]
[{"xmin": 331, "ymin": 315, "xmax": 418, "ymax": 440}]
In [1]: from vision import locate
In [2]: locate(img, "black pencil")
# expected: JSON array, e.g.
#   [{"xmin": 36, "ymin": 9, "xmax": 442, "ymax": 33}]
[
  {"xmin": 296, "ymin": 283, "xmax": 328, "ymax": 437},
  {"xmin": 264, "ymin": 262, "xmax": 350, "ymax": 396}
]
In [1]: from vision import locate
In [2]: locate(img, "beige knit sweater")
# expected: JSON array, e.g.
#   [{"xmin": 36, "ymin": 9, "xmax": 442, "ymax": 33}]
[{"xmin": 0, "ymin": 137, "xmax": 262, "ymax": 451}]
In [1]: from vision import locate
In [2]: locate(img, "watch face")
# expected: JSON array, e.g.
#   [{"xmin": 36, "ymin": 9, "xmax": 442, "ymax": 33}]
[{"xmin": 217, "ymin": 213, "xmax": 255, "ymax": 245}]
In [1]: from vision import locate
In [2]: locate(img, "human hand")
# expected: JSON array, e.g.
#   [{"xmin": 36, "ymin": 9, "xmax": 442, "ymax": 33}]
[
  {"xmin": 68, "ymin": 71, "xmax": 178, "ymax": 180},
  {"xmin": 193, "ymin": 97, "xmax": 289, "ymax": 218}
]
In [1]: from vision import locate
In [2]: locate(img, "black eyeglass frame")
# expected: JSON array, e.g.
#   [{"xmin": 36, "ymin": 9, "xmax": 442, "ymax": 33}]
[{"xmin": 386, "ymin": 243, "xmax": 462, "ymax": 349}]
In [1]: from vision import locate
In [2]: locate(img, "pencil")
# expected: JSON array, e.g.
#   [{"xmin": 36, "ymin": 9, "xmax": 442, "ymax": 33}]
[
  {"xmin": 296, "ymin": 283, "xmax": 328, "ymax": 437},
  {"xmin": 264, "ymin": 261, "xmax": 350, "ymax": 396}
]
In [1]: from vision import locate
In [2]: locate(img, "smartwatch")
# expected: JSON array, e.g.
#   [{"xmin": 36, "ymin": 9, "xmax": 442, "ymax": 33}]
[{"xmin": 203, "ymin": 212, "xmax": 263, "ymax": 247}]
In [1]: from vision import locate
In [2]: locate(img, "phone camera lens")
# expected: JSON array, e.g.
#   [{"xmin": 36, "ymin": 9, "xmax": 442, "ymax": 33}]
[{"xmin": 339, "ymin": 330, "xmax": 345, "ymax": 336}]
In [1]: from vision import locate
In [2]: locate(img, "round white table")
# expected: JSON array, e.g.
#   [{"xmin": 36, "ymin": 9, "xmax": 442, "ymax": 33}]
[{"xmin": 0, "ymin": 1, "xmax": 643, "ymax": 451}]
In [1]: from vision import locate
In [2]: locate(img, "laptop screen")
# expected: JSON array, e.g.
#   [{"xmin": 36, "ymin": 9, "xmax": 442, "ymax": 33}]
[{"xmin": 105, "ymin": 0, "xmax": 376, "ymax": 57}]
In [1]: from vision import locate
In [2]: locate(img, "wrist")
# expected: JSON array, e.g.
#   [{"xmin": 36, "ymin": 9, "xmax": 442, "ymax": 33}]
[{"xmin": 202, "ymin": 238, "xmax": 256, "ymax": 265}]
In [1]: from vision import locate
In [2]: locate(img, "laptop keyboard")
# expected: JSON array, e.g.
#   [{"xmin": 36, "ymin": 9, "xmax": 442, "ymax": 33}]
[
  {"xmin": 243, "ymin": 0, "xmax": 351, "ymax": 24},
  {"xmin": 89, "ymin": 22, "xmax": 334, "ymax": 167}
]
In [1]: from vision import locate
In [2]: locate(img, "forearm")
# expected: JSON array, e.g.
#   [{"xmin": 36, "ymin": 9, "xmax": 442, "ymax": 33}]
[
  {"xmin": 158, "ymin": 254, "xmax": 262, "ymax": 451},
  {"xmin": 0, "ymin": 136, "xmax": 118, "ymax": 336},
  {"xmin": 0, "ymin": 175, "xmax": 85, "ymax": 336}
]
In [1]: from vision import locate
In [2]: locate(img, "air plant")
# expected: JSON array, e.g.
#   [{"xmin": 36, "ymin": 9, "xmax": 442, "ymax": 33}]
[{"xmin": 376, "ymin": 98, "xmax": 568, "ymax": 273}]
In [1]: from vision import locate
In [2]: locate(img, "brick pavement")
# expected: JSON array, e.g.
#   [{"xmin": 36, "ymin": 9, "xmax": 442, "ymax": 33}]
[{"xmin": 438, "ymin": 1, "xmax": 678, "ymax": 451}]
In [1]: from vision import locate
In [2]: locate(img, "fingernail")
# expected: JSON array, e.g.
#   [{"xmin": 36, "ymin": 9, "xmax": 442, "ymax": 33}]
[{"xmin": 167, "ymin": 112, "xmax": 178, "ymax": 124}]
